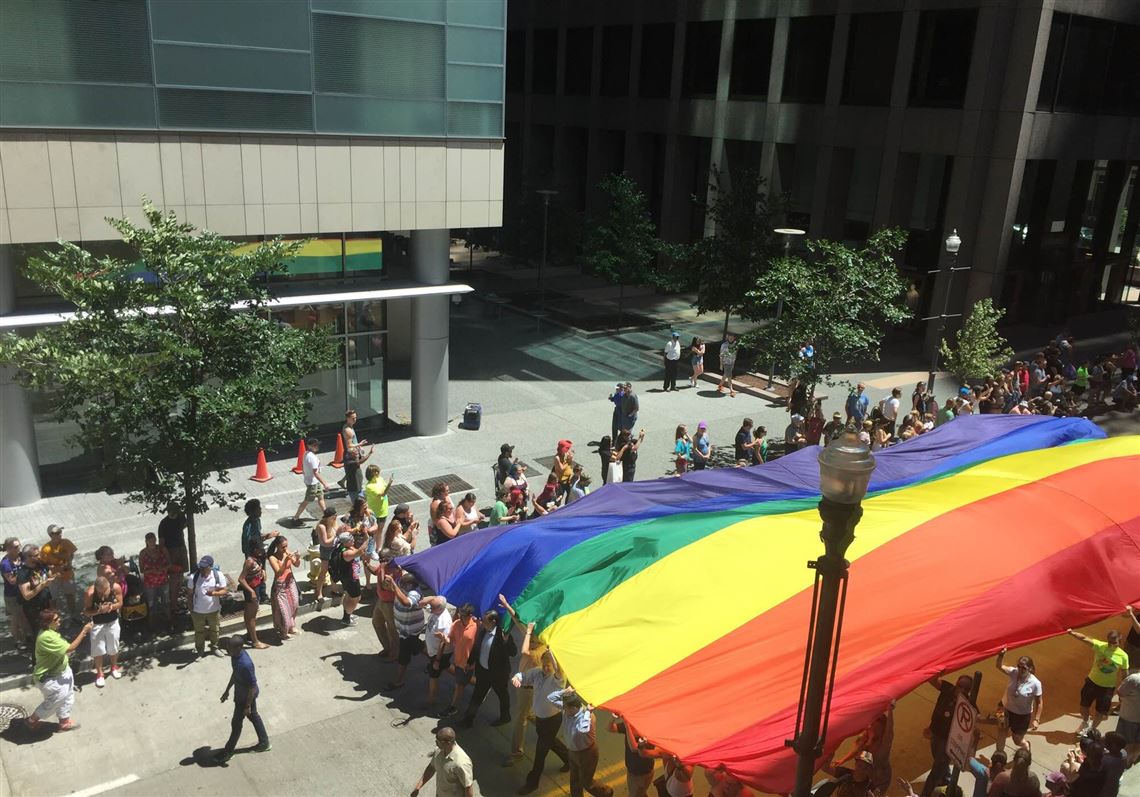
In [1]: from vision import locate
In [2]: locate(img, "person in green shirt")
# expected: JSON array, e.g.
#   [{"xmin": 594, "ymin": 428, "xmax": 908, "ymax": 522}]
[
  {"xmin": 363, "ymin": 464, "xmax": 393, "ymax": 525},
  {"xmin": 1067, "ymin": 628, "xmax": 1130, "ymax": 735},
  {"xmin": 25, "ymin": 609, "xmax": 92, "ymax": 733},
  {"xmin": 490, "ymin": 490, "xmax": 522, "ymax": 526},
  {"xmin": 935, "ymin": 398, "xmax": 956, "ymax": 427}
]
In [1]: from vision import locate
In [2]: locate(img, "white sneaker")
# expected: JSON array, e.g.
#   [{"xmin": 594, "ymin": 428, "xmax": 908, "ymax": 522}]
[
  {"xmin": 95, "ymin": 674, "xmax": 106, "ymax": 688},
  {"xmin": 1077, "ymin": 720, "xmax": 1091, "ymax": 736},
  {"xmin": 110, "ymin": 667, "xmax": 123, "ymax": 680}
]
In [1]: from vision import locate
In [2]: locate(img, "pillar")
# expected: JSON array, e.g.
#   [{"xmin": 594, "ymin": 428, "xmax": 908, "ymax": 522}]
[
  {"xmin": 410, "ymin": 229, "xmax": 450, "ymax": 436},
  {"xmin": 0, "ymin": 245, "xmax": 43, "ymax": 506}
]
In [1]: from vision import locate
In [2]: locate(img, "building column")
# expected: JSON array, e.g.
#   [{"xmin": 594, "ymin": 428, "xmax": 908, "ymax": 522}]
[
  {"xmin": 410, "ymin": 229, "xmax": 450, "ymax": 437},
  {"xmin": 0, "ymin": 245, "xmax": 43, "ymax": 506}
]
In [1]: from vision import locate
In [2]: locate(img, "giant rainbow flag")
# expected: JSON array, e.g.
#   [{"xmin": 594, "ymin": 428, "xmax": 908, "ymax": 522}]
[{"xmin": 400, "ymin": 416, "xmax": 1140, "ymax": 792}]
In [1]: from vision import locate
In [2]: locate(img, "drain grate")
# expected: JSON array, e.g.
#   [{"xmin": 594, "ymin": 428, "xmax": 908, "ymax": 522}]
[
  {"xmin": 412, "ymin": 474, "xmax": 474, "ymax": 496},
  {"xmin": 0, "ymin": 703, "xmax": 27, "ymax": 732},
  {"xmin": 385, "ymin": 483, "xmax": 421, "ymax": 505},
  {"xmin": 533, "ymin": 456, "xmax": 557, "ymax": 471}
]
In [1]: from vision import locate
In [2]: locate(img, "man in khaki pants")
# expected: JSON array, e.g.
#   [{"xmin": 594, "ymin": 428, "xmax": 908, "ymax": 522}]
[{"xmin": 185, "ymin": 555, "xmax": 228, "ymax": 656}]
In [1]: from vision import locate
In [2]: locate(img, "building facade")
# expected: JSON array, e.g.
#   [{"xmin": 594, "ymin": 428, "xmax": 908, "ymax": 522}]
[
  {"xmin": 0, "ymin": 0, "xmax": 506, "ymax": 506},
  {"xmin": 505, "ymin": 0, "xmax": 1139, "ymax": 335}
]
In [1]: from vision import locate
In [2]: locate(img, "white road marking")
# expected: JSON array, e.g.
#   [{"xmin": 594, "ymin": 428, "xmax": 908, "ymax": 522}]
[{"xmin": 68, "ymin": 774, "xmax": 140, "ymax": 797}]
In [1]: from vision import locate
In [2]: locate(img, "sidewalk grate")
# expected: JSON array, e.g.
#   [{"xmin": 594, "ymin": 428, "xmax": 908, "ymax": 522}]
[
  {"xmin": 386, "ymin": 483, "xmax": 421, "ymax": 505},
  {"xmin": 412, "ymin": 474, "xmax": 474, "ymax": 496},
  {"xmin": 533, "ymin": 455, "xmax": 557, "ymax": 471}
]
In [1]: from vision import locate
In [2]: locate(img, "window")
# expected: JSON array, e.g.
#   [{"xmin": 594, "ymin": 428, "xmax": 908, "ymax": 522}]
[
  {"xmin": 1103, "ymin": 23, "xmax": 1140, "ymax": 114},
  {"xmin": 639, "ymin": 23, "xmax": 674, "ymax": 99},
  {"xmin": 506, "ymin": 29, "xmax": 525, "ymax": 93},
  {"xmin": 1036, "ymin": 13, "xmax": 1068, "ymax": 111},
  {"xmin": 909, "ymin": 9, "xmax": 976, "ymax": 108},
  {"xmin": 1054, "ymin": 16, "xmax": 1113, "ymax": 113},
  {"xmin": 842, "ymin": 13, "xmax": 901, "ymax": 106},
  {"xmin": 782, "ymin": 16, "xmax": 834, "ymax": 103},
  {"xmin": 531, "ymin": 28, "xmax": 558, "ymax": 94},
  {"xmin": 682, "ymin": 21, "xmax": 721, "ymax": 98},
  {"xmin": 564, "ymin": 26, "xmax": 594, "ymax": 96},
  {"xmin": 600, "ymin": 25, "xmax": 632, "ymax": 97},
  {"xmin": 729, "ymin": 18, "xmax": 773, "ymax": 99}
]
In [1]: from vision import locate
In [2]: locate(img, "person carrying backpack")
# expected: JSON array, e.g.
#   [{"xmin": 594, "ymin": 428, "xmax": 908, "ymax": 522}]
[{"xmin": 185, "ymin": 556, "xmax": 228, "ymax": 657}]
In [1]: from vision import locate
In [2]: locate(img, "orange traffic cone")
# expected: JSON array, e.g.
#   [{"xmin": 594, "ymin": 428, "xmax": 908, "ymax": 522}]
[
  {"xmin": 330, "ymin": 434, "xmax": 345, "ymax": 469},
  {"xmin": 250, "ymin": 449, "xmax": 273, "ymax": 482},
  {"xmin": 291, "ymin": 439, "xmax": 306, "ymax": 474}
]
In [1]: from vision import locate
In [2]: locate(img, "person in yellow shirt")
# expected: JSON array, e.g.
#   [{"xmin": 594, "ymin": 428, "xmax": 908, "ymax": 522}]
[
  {"xmin": 40, "ymin": 525, "xmax": 78, "ymax": 622},
  {"xmin": 1067, "ymin": 628, "xmax": 1130, "ymax": 735}
]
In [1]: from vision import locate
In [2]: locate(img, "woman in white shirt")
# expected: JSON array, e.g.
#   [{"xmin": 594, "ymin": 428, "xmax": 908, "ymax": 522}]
[
  {"xmin": 453, "ymin": 492, "xmax": 485, "ymax": 533},
  {"xmin": 994, "ymin": 647, "xmax": 1043, "ymax": 753}
]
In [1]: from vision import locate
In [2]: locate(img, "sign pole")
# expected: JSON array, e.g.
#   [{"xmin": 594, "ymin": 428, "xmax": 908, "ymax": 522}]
[{"xmin": 946, "ymin": 670, "xmax": 983, "ymax": 788}]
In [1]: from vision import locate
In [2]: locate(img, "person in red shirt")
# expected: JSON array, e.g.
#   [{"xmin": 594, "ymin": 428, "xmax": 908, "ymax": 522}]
[
  {"xmin": 805, "ymin": 401, "xmax": 825, "ymax": 447},
  {"xmin": 138, "ymin": 533, "xmax": 172, "ymax": 632}
]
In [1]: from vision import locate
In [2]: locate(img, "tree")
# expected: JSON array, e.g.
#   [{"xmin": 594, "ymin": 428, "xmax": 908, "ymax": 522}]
[
  {"xmin": 582, "ymin": 172, "xmax": 661, "ymax": 329},
  {"xmin": 0, "ymin": 203, "xmax": 335, "ymax": 565},
  {"xmin": 741, "ymin": 228, "xmax": 913, "ymax": 397},
  {"xmin": 665, "ymin": 168, "xmax": 787, "ymax": 337},
  {"xmin": 939, "ymin": 298, "xmax": 1014, "ymax": 383}
]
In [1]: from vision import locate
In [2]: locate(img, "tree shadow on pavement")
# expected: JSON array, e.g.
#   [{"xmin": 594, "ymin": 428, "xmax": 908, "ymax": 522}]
[{"xmin": 320, "ymin": 651, "xmax": 385, "ymax": 702}]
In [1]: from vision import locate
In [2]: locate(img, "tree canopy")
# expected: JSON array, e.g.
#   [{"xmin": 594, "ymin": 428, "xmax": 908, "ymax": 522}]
[
  {"xmin": 939, "ymin": 298, "xmax": 1014, "ymax": 383},
  {"xmin": 582, "ymin": 172, "xmax": 661, "ymax": 327},
  {"xmin": 0, "ymin": 203, "xmax": 335, "ymax": 563},
  {"xmin": 742, "ymin": 228, "xmax": 913, "ymax": 390},
  {"xmin": 665, "ymin": 168, "xmax": 787, "ymax": 336}
]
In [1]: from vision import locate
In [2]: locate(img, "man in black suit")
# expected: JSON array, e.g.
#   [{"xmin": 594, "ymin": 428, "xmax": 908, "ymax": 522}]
[{"xmin": 459, "ymin": 609, "xmax": 518, "ymax": 728}]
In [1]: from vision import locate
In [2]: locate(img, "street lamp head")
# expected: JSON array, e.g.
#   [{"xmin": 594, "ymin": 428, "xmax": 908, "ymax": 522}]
[
  {"xmin": 945, "ymin": 229, "xmax": 962, "ymax": 254},
  {"xmin": 774, "ymin": 228, "xmax": 807, "ymax": 237},
  {"xmin": 817, "ymin": 428, "xmax": 876, "ymax": 505}
]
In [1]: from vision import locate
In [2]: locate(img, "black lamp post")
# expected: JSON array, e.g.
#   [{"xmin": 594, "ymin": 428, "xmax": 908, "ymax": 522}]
[
  {"xmin": 769, "ymin": 227, "xmax": 807, "ymax": 388},
  {"xmin": 789, "ymin": 428, "xmax": 877, "ymax": 797},
  {"xmin": 536, "ymin": 189, "xmax": 558, "ymax": 312},
  {"xmin": 925, "ymin": 229, "xmax": 967, "ymax": 398}
]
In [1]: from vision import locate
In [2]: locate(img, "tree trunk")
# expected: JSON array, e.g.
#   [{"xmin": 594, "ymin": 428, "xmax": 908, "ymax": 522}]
[
  {"xmin": 184, "ymin": 477, "xmax": 198, "ymax": 569},
  {"xmin": 616, "ymin": 282, "xmax": 626, "ymax": 331},
  {"xmin": 722, "ymin": 308, "xmax": 731, "ymax": 339}
]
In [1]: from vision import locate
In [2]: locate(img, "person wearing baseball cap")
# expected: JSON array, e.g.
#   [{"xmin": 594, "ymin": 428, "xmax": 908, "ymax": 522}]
[
  {"xmin": 497, "ymin": 444, "xmax": 516, "ymax": 488},
  {"xmin": 41, "ymin": 525, "xmax": 78, "ymax": 623},
  {"xmin": 186, "ymin": 555, "xmax": 228, "ymax": 656},
  {"xmin": 823, "ymin": 412, "xmax": 846, "ymax": 444}
]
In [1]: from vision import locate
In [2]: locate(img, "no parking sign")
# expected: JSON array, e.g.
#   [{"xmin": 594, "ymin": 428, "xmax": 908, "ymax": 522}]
[{"xmin": 945, "ymin": 693, "xmax": 979, "ymax": 768}]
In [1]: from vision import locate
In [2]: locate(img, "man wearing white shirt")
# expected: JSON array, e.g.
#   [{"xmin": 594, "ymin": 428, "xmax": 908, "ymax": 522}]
[
  {"xmin": 291, "ymin": 437, "xmax": 330, "ymax": 522},
  {"xmin": 514, "ymin": 651, "xmax": 569, "ymax": 794},
  {"xmin": 549, "ymin": 688, "xmax": 612, "ymax": 797},
  {"xmin": 185, "ymin": 555, "xmax": 228, "ymax": 657},
  {"xmin": 423, "ymin": 596, "xmax": 453, "ymax": 709},
  {"xmin": 663, "ymin": 331, "xmax": 682, "ymax": 392},
  {"xmin": 879, "ymin": 388, "xmax": 901, "ymax": 437}
]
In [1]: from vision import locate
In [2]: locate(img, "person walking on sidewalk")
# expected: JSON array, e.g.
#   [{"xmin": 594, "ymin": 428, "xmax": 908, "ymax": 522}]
[
  {"xmin": 214, "ymin": 636, "xmax": 270, "ymax": 763},
  {"xmin": 514, "ymin": 650, "xmax": 570, "ymax": 795},
  {"xmin": 24, "ymin": 609, "xmax": 92, "ymax": 734},
  {"xmin": 549, "ymin": 687, "xmax": 613, "ymax": 797},
  {"xmin": 186, "ymin": 556, "xmax": 228, "ymax": 657},
  {"xmin": 410, "ymin": 726, "xmax": 476, "ymax": 797},
  {"xmin": 663, "ymin": 331, "xmax": 682, "ymax": 391},
  {"xmin": 718, "ymin": 333, "xmax": 738, "ymax": 397},
  {"xmin": 340, "ymin": 409, "xmax": 373, "ymax": 503},
  {"xmin": 1068, "ymin": 627, "xmax": 1129, "ymax": 735},
  {"xmin": 83, "ymin": 576, "xmax": 123, "ymax": 687},
  {"xmin": 291, "ymin": 438, "xmax": 330, "ymax": 523}
]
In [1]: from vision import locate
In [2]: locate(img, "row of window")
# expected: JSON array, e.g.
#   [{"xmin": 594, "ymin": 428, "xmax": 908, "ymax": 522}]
[{"xmin": 509, "ymin": 10, "xmax": 1138, "ymax": 114}]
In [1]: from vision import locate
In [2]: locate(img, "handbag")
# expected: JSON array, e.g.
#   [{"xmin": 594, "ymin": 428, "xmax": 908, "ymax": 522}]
[{"xmin": 607, "ymin": 461, "xmax": 623, "ymax": 483}]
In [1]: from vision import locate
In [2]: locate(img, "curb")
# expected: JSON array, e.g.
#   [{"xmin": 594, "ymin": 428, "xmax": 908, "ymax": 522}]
[{"xmin": 0, "ymin": 588, "xmax": 359, "ymax": 691}]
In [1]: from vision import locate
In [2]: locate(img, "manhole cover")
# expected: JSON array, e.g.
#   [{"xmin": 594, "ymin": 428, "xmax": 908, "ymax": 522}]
[
  {"xmin": 386, "ymin": 484, "xmax": 421, "ymax": 505},
  {"xmin": 0, "ymin": 703, "xmax": 28, "ymax": 732},
  {"xmin": 411, "ymin": 474, "xmax": 473, "ymax": 496}
]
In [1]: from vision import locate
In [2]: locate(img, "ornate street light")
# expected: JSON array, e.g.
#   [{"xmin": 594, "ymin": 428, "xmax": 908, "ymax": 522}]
[
  {"xmin": 789, "ymin": 427, "xmax": 877, "ymax": 797},
  {"xmin": 769, "ymin": 228, "xmax": 807, "ymax": 388},
  {"xmin": 924, "ymin": 229, "xmax": 969, "ymax": 398}
]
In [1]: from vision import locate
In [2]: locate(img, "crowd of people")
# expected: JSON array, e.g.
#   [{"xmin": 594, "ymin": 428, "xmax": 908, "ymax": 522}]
[{"xmin": 4, "ymin": 326, "xmax": 1139, "ymax": 795}]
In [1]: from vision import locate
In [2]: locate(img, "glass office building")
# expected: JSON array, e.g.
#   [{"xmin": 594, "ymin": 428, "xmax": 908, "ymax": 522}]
[{"xmin": 0, "ymin": 0, "xmax": 506, "ymax": 506}]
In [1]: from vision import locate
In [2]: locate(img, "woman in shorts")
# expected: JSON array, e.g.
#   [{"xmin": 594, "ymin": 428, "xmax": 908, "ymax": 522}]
[
  {"xmin": 237, "ymin": 543, "xmax": 269, "ymax": 649},
  {"xmin": 83, "ymin": 576, "xmax": 123, "ymax": 688},
  {"xmin": 995, "ymin": 647, "xmax": 1043, "ymax": 753},
  {"xmin": 689, "ymin": 337, "xmax": 705, "ymax": 387}
]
